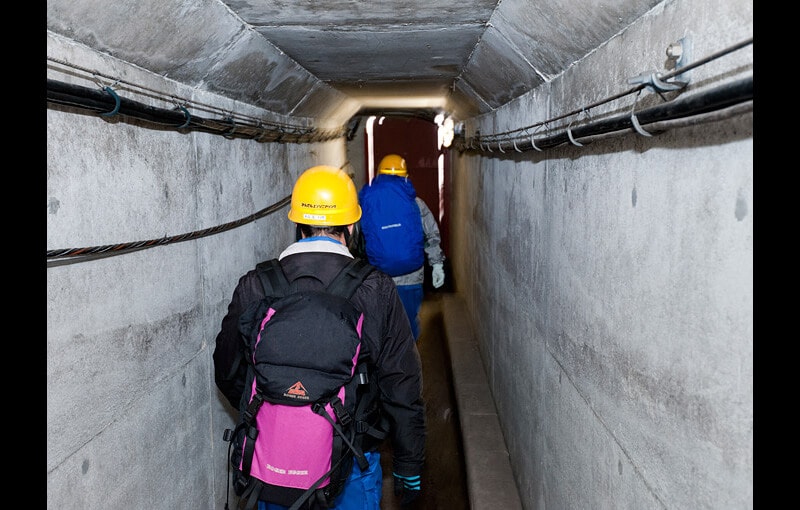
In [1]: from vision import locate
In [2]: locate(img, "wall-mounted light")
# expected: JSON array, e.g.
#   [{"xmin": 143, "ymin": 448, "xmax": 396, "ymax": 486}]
[{"xmin": 435, "ymin": 113, "xmax": 455, "ymax": 149}]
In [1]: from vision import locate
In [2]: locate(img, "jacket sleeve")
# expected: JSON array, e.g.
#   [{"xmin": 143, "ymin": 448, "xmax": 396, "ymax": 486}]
[
  {"xmin": 212, "ymin": 271, "xmax": 262, "ymax": 409},
  {"xmin": 416, "ymin": 197, "xmax": 445, "ymax": 267},
  {"xmin": 355, "ymin": 272, "xmax": 427, "ymax": 477}
]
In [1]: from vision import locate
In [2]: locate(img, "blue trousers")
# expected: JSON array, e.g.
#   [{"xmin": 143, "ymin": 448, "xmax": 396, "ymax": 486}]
[
  {"xmin": 396, "ymin": 283, "xmax": 424, "ymax": 340},
  {"xmin": 258, "ymin": 451, "xmax": 382, "ymax": 510}
]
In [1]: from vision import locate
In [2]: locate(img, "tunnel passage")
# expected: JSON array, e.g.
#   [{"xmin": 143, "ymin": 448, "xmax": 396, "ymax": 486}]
[{"xmin": 379, "ymin": 293, "xmax": 469, "ymax": 510}]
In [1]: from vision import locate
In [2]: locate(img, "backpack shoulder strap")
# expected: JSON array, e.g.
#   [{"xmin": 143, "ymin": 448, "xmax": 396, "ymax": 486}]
[
  {"xmin": 326, "ymin": 257, "xmax": 374, "ymax": 299},
  {"xmin": 254, "ymin": 258, "xmax": 291, "ymax": 297}
]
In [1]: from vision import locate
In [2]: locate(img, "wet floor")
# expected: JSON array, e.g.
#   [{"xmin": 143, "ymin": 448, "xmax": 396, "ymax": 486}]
[{"xmin": 379, "ymin": 292, "xmax": 470, "ymax": 510}]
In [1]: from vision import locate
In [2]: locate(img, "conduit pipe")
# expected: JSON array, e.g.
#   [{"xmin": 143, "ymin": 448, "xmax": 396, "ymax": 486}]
[
  {"xmin": 46, "ymin": 79, "xmax": 346, "ymax": 144},
  {"xmin": 459, "ymin": 76, "xmax": 752, "ymax": 154}
]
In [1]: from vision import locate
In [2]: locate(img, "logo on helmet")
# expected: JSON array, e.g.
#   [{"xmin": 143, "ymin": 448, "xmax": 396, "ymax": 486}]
[{"xmin": 300, "ymin": 202, "xmax": 336, "ymax": 209}]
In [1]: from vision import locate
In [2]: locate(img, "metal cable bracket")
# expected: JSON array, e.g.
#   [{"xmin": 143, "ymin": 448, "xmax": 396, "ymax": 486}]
[
  {"xmin": 174, "ymin": 104, "xmax": 192, "ymax": 129},
  {"xmin": 99, "ymin": 86, "xmax": 121, "ymax": 117},
  {"xmin": 627, "ymin": 71, "xmax": 688, "ymax": 93},
  {"xmin": 630, "ymin": 90, "xmax": 653, "ymax": 137}
]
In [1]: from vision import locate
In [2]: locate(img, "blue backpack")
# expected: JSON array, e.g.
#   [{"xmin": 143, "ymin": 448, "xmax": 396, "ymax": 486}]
[{"xmin": 358, "ymin": 175, "xmax": 425, "ymax": 276}]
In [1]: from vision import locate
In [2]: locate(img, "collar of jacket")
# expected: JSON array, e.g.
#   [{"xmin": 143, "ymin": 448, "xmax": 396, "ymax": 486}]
[{"xmin": 278, "ymin": 238, "xmax": 353, "ymax": 261}]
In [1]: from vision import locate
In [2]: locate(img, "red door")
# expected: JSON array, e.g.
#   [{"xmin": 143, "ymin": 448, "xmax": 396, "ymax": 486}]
[{"xmin": 364, "ymin": 116, "xmax": 450, "ymax": 259}]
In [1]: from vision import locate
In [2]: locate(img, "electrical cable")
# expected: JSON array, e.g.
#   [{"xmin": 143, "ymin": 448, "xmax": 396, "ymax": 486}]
[
  {"xmin": 461, "ymin": 36, "xmax": 753, "ymax": 153},
  {"xmin": 47, "ymin": 55, "xmax": 329, "ymax": 136},
  {"xmin": 46, "ymin": 79, "xmax": 346, "ymax": 143},
  {"xmin": 461, "ymin": 76, "xmax": 752, "ymax": 153}
]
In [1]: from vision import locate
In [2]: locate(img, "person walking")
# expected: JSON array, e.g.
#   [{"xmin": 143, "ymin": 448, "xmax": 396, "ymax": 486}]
[
  {"xmin": 358, "ymin": 154, "xmax": 446, "ymax": 340},
  {"xmin": 213, "ymin": 165, "xmax": 426, "ymax": 509}
]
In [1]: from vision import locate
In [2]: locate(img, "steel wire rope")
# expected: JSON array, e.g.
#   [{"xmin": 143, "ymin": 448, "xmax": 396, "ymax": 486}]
[{"xmin": 46, "ymin": 196, "xmax": 291, "ymax": 266}]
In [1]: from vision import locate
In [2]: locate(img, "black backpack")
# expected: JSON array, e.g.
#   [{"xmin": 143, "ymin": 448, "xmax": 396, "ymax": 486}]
[{"xmin": 223, "ymin": 257, "xmax": 386, "ymax": 510}]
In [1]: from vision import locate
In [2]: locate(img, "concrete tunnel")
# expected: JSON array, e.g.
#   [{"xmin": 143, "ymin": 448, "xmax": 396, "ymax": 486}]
[{"xmin": 46, "ymin": 0, "xmax": 753, "ymax": 508}]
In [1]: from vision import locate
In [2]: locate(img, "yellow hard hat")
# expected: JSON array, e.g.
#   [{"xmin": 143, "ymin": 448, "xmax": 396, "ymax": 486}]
[
  {"xmin": 287, "ymin": 165, "xmax": 362, "ymax": 226},
  {"xmin": 378, "ymin": 154, "xmax": 408, "ymax": 177}
]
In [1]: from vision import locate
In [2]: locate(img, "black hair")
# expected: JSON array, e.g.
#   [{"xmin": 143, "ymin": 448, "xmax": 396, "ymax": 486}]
[{"xmin": 296, "ymin": 224, "xmax": 351, "ymax": 246}]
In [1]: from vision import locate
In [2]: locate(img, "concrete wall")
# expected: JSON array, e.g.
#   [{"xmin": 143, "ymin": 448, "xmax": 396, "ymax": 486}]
[
  {"xmin": 449, "ymin": 0, "xmax": 752, "ymax": 508},
  {"xmin": 46, "ymin": 33, "xmax": 348, "ymax": 509}
]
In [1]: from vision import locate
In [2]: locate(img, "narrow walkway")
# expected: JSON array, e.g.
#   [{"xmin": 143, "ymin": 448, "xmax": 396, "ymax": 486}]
[
  {"xmin": 439, "ymin": 293, "xmax": 523, "ymax": 510},
  {"xmin": 379, "ymin": 293, "xmax": 469, "ymax": 509}
]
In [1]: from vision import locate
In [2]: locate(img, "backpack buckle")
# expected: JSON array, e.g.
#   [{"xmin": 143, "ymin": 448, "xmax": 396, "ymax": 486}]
[
  {"xmin": 243, "ymin": 393, "xmax": 265, "ymax": 424},
  {"xmin": 330, "ymin": 397, "xmax": 353, "ymax": 427}
]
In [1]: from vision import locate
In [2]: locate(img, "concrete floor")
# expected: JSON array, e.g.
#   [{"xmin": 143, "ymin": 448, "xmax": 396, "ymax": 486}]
[{"xmin": 379, "ymin": 292, "xmax": 470, "ymax": 510}]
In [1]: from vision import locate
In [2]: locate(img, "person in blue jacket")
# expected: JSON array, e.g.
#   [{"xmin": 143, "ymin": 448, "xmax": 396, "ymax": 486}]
[{"xmin": 358, "ymin": 154, "xmax": 446, "ymax": 340}]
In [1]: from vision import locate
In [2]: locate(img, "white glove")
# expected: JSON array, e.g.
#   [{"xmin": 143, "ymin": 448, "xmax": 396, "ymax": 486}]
[{"xmin": 431, "ymin": 263, "xmax": 445, "ymax": 289}]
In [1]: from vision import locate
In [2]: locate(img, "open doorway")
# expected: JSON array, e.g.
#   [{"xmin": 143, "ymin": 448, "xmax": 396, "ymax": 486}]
[{"xmin": 361, "ymin": 115, "xmax": 451, "ymax": 282}]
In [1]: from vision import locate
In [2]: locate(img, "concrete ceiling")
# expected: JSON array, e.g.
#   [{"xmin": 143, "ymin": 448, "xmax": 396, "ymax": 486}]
[{"xmin": 47, "ymin": 0, "xmax": 662, "ymax": 122}]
